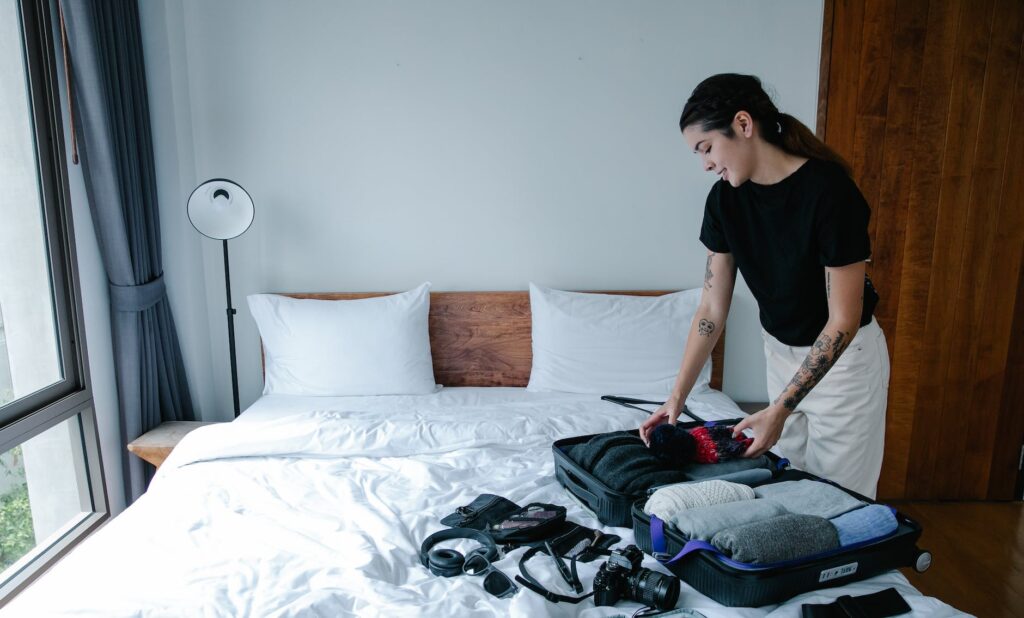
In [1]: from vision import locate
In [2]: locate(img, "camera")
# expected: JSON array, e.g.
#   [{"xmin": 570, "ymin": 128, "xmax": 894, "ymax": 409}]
[{"xmin": 592, "ymin": 544, "xmax": 680, "ymax": 610}]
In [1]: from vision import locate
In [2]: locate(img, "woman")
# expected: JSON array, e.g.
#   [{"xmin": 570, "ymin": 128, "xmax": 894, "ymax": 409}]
[{"xmin": 639, "ymin": 74, "xmax": 890, "ymax": 498}]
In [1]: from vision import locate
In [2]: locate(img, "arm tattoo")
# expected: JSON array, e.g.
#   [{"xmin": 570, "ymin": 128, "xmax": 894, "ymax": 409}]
[
  {"xmin": 704, "ymin": 253, "xmax": 714, "ymax": 290},
  {"xmin": 826, "ymin": 272, "xmax": 831, "ymax": 299},
  {"xmin": 773, "ymin": 329, "xmax": 851, "ymax": 411},
  {"xmin": 698, "ymin": 318, "xmax": 715, "ymax": 337}
]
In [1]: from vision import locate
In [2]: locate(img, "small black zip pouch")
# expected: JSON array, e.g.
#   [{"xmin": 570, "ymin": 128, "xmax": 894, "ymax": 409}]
[
  {"xmin": 488, "ymin": 503, "xmax": 568, "ymax": 547},
  {"xmin": 440, "ymin": 494, "xmax": 521, "ymax": 531}
]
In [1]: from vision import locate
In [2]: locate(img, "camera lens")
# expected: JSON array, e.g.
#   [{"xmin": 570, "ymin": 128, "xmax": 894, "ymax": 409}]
[{"xmin": 628, "ymin": 568, "xmax": 680, "ymax": 610}]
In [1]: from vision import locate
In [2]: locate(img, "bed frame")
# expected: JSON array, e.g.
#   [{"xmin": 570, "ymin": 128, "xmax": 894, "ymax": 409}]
[{"xmin": 272, "ymin": 291, "xmax": 725, "ymax": 391}]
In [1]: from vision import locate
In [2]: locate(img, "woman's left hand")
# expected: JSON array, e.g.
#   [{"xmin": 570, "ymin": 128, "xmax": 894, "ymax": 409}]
[{"xmin": 732, "ymin": 404, "xmax": 791, "ymax": 458}]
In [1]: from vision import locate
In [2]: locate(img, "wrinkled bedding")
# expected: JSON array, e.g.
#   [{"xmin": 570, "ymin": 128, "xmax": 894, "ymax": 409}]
[{"xmin": 5, "ymin": 388, "xmax": 966, "ymax": 617}]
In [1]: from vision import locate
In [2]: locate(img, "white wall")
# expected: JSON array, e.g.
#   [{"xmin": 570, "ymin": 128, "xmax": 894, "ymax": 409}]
[{"xmin": 140, "ymin": 0, "xmax": 825, "ymax": 420}]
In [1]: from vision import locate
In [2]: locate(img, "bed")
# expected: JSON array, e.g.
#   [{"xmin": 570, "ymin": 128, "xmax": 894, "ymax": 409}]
[{"xmin": 5, "ymin": 289, "xmax": 966, "ymax": 617}]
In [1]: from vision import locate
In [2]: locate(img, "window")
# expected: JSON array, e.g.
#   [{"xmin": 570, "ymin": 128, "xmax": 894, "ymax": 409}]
[{"xmin": 0, "ymin": 0, "xmax": 108, "ymax": 601}]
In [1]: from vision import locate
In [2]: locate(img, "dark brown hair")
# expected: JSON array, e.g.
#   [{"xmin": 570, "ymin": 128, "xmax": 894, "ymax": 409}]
[{"xmin": 680, "ymin": 73, "xmax": 851, "ymax": 176}]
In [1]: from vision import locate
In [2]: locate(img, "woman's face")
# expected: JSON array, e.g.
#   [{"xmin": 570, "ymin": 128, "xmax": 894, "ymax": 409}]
[{"xmin": 682, "ymin": 112, "xmax": 756, "ymax": 187}]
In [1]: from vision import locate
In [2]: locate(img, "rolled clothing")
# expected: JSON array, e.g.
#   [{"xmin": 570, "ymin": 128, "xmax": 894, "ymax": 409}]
[
  {"xmin": 830, "ymin": 504, "xmax": 899, "ymax": 546},
  {"xmin": 679, "ymin": 455, "xmax": 772, "ymax": 482},
  {"xmin": 567, "ymin": 432, "xmax": 689, "ymax": 494},
  {"xmin": 753, "ymin": 479, "xmax": 865, "ymax": 519},
  {"xmin": 666, "ymin": 498, "xmax": 789, "ymax": 541},
  {"xmin": 710, "ymin": 513, "xmax": 840, "ymax": 564},
  {"xmin": 644, "ymin": 480, "xmax": 755, "ymax": 520}
]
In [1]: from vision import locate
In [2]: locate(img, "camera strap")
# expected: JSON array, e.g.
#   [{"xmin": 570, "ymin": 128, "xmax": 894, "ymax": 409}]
[{"xmin": 515, "ymin": 545, "xmax": 597, "ymax": 604}]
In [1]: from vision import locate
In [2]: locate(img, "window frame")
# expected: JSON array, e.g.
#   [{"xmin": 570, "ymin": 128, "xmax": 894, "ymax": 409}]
[
  {"xmin": 0, "ymin": 0, "xmax": 109, "ymax": 602},
  {"xmin": 0, "ymin": 0, "xmax": 83, "ymax": 431}
]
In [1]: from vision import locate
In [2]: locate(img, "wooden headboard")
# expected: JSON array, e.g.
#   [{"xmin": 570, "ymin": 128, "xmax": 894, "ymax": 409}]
[{"xmin": 272, "ymin": 291, "xmax": 725, "ymax": 391}]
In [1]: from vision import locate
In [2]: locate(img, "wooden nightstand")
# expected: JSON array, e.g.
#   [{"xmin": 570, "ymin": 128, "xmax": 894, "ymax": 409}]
[{"xmin": 127, "ymin": 421, "xmax": 217, "ymax": 470}]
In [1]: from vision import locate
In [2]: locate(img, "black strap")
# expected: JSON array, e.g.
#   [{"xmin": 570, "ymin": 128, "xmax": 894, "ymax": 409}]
[
  {"xmin": 544, "ymin": 541, "xmax": 583, "ymax": 593},
  {"xmin": 601, "ymin": 395, "xmax": 706, "ymax": 424},
  {"xmin": 516, "ymin": 545, "xmax": 605, "ymax": 604},
  {"xmin": 801, "ymin": 588, "xmax": 912, "ymax": 618}
]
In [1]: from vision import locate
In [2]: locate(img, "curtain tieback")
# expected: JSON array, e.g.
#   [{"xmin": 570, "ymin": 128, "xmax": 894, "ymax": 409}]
[{"xmin": 110, "ymin": 275, "xmax": 166, "ymax": 312}]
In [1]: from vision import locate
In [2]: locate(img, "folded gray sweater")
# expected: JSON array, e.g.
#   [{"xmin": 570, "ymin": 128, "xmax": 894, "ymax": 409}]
[
  {"xmin": 667, "ymin": 498, "xmax": 789, "ymax": 541},
  {"xmin": 567, "ymin": 432, "xmax": 690, "ymax": 494},
  {"xmin": 711, "ymin": 513, "xmax": 840, "ymax": 564},
  {"xmin": 753, "ymin": 479, "xmax": 865, "ymax": 519}
]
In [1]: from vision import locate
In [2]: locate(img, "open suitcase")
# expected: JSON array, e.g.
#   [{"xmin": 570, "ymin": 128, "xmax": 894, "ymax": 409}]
[
  {"xmin": 553, "ymin": 418, "xmax": 766, "ymax": 528},
  {"xmin": 552, "ymin": 402, "xmax": 933, "ymax": 607}
]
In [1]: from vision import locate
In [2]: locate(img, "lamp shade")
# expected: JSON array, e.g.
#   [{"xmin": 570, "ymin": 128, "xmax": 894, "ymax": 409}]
[{"xmin": 187, "ymin": 178, "xmax": 254, "ymax": 240}]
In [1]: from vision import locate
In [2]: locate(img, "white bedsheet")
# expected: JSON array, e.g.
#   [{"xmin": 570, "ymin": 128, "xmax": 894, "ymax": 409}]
[{"xmin": 5, "ymin": 388, "xmax": 966, "ymax": 617}]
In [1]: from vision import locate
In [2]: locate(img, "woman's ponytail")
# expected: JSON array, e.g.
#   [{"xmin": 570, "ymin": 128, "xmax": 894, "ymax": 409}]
[
  {"xmin": 774, "ymin": 112, "xmax": 851, "ymax": 176},
  {"xmin": 681, "ymin": 74, "xmax": 851, "ymax": 176}
]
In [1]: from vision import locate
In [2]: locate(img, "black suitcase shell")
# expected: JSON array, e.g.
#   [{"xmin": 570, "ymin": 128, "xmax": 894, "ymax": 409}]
[{"xmin": 631, "ymin": 468, "xmax": 931, "ymax": 607}]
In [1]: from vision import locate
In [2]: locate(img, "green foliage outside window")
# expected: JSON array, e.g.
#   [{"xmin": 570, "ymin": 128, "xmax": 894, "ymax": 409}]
[
  {"xmin": 0, "ymin": 485, "xmax": 34, "ymax": 571},
  {"xmin": 0, "ymin": 447, "xmax": 35, "ymax": 571}
]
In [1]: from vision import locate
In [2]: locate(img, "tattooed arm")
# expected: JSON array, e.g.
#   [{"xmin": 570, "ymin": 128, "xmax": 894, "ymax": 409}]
[
  {"xmin": 733, "ymin": 261, "xmax": 867, "ymax": 457},
  {"xmin": 641, "ymin": 250, "xmax": 737, "ymax": 444}
]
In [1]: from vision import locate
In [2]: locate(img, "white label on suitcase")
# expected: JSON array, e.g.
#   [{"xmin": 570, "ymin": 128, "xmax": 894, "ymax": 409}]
[{"xmin": 819, "ymin": 562, "xmax": 858, "ymax": 582}]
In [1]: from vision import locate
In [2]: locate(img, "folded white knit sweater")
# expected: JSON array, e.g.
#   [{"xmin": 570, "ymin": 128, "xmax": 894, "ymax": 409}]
[{"xmin": 644, "ymin": 479, "xmax": 755, "ymax": 521}]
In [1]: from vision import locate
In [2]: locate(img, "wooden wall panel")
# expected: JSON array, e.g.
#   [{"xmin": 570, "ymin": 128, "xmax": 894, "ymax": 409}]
[
  {"xmin": 953, "ymin": 0, "xmax": 1024, "ymax": 498},
  {"xmin": 913, "ymin": 0, "xmax": 994, "ymax": 498},
  {"xmin": 986, "ymin": 11, "xmax": 1024, "ymax": 499},
  {"xmin": 888, "ymin": 0, "xmax": 961, "ymax": 498},
  {"xmin": 852, "ymin": 0, "xmax": 897, "ymax": 246},
  {"xmin": 826, "ymin": 0, "xmax": 865, "ymax": 160},
  {"xmin": 821, "ymin": 0, "xmax": 1024, "ymax": 499},
  {"xmin": 868, "ymin": 0, "xmax": 930, "ymax": 498}
]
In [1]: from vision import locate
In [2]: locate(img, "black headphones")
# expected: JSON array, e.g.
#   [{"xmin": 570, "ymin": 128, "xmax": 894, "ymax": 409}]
[{"xmin": 419, "ymin": 528, "xmax": 500, "ymax": 577}]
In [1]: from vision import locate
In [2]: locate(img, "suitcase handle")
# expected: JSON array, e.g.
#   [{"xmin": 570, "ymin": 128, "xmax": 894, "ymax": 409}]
[
  {"xmin": 601, "ymin": 395, "xmax": 706, "ymax": 424},
  {"xmin": 562, "ymin": 469, "xmax": 599, "ymax": 504}
]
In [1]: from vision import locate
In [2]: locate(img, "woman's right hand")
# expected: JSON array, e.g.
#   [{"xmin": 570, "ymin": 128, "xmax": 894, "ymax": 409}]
[{"xmin": 639, "ymin": 400, "xmax": 681, "ymax": 446}]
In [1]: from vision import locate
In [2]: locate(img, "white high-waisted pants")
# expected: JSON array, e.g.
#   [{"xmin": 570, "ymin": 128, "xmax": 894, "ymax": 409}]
[{"xmin": 762, "ymin": 317, "xmax": 890, "ymax": 499}]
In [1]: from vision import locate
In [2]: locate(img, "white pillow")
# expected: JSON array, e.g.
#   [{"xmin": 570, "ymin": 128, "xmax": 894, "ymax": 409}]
[
  {"xmin": 526, "ymin": 283, "xmax": 711, "ymax": 395},
  {"xmin": 248, "ymin": 283, "xmax": 437, "ymax": 396}
]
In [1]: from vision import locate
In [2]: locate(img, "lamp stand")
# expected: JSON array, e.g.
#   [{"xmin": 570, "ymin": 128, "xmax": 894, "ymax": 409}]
[{"xmin": 222, "ymin": 239, "xmax": 240, "ymax": 417}]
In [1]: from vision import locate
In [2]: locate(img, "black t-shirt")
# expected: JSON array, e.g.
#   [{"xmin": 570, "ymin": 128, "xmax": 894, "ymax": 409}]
[{"xmin": 699, "ymin": 157, "xmax": 878, "ymax": 346}]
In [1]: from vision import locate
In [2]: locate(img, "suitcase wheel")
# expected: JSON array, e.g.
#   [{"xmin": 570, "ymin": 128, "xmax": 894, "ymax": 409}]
[{"xmin": 914, "ymin": 550, "xmax": 932, "ymax": 573}]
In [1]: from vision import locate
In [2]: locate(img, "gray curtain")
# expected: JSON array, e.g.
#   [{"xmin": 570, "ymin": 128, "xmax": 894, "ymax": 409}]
[{"xmin": 60, "ymin": 0, "xmax": 195, "ymax": 502}]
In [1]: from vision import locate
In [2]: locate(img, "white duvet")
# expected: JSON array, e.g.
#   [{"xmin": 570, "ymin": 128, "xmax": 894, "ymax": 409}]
[{"xmin": 5, "ymin": 388, "xmax": 966, "ymax": 617}]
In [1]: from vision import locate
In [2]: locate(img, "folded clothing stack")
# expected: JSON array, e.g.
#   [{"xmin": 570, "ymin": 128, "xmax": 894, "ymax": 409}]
[
  {"xmin": 753, "ymin": 480, "xmax": 866, "ymax": 519},
  {"xmin": 566, "ymin": 431, "xmax": 771, "ymax": 495},
  {"xmin": 831, "ymin": 504, "xmax": 899, "ymax": 547},
  {"xmin": 710, "ymin": 514, "xmax": 840, "ymax": 564},
  {"xmin": 646, "ymin": 477, "xmax": 901, "ymax": 564},
  {"xmin": 567, "ymin": 432, "xmax": 689, "ymax": 494},
  {"xmin": 678, "ymin": 456, "xmax": 773, "ymax": 482},
  {"xmin": 644, "ymin": 480, "xmax": 755, "ymax": 521},
  {"xmin": 664, "ymin": 498, "xmax": 789, "ymax": 542}
]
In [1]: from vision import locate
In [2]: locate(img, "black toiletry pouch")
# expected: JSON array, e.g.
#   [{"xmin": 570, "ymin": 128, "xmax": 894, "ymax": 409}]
[
  {"xmin": 547, "ymin": 524, "xmax": 621, "ymax": 562},
  {"xmin": 488, "ymin": 503, "xmax": 568, "ymax": 547},
  {"xmin": 440, "ymin": 494, "xmax": 521, "ymax": 531}
]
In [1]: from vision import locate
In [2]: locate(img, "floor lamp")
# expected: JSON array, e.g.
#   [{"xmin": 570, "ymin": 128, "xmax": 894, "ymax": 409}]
[{"xmin": 187, "ymin": 179, "xmax": 254, "ymax": 417}]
